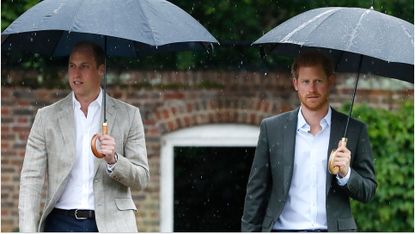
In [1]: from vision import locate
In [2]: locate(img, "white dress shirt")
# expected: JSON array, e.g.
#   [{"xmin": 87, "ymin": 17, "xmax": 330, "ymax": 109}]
[
  {"xmin": 55, "ymin": 90, "xmax": 102, "ymax": 210},
  {"xmin": 273, "ymin": 107, "xmax": 332, "ymax": 230}
]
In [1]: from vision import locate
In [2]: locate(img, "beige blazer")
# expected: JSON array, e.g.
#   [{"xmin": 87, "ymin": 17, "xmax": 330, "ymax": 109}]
[{"xmin": 18, "ymin": 93, "xmax": 150, "ymax": 232}]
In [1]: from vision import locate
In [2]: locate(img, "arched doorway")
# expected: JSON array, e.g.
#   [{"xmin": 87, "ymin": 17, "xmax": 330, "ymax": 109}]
[{"xmin": 160, "ymin": 124, "xmax": 259, "ymax": 232}]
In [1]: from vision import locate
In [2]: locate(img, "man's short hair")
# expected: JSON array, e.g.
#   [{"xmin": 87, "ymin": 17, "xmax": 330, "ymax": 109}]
[
  {"xmin": 71, "ymin": 41, "xmax": 105, "ymax": 67},
  {"xmin": 291, "ymin": 50, "xmax": 334, "ymax": 79}
]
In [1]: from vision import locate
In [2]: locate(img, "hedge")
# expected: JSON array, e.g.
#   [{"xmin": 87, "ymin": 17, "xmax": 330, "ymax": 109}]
[{"xmin": 346, "ymin": 102, "xmax": 414, "ymax": 231}]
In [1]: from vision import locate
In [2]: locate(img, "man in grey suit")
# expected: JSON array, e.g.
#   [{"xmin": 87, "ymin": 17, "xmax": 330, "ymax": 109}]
[
  {"xmin": 241, "ymin": 51, "xmax": 376, "ymax": 232},
  {"xmin": 19, "ymin": 41, "xmax": 150, "ymax": 232}
]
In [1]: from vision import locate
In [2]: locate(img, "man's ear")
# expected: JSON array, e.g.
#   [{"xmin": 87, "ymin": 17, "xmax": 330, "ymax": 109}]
[
  {"xmin": 328, "ymin": 74, "xmax": 336, "ymax": 88},
  {"xmin": 98, "ymin": 64, "xmax": 105, "ymax": 76},
  {"xmin": 292, "ymin": 78, "xmax": 298, "ymax": 91}
]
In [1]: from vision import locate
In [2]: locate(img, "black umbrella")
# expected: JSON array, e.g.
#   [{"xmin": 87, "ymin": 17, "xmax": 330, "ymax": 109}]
[
  {"xmin": 2, "ymin": 0, "xmax": 218, "ymax": 57},
  {"xmin": 2, "ymin": 0, "xmax": 219, "ymax": 157},
  {"xmin": 253, "ymin": 6, "xmax": 413, "ymax": 137}
]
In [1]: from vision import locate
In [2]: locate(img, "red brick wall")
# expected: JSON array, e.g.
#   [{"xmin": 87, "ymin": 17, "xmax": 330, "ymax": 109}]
[{"xmin": 1, "ymin": 70, "xmax": 413, "ymax": 231}]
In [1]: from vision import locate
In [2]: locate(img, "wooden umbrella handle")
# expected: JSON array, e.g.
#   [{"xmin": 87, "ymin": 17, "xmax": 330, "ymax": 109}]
[
  {"xmin": 91, "ymin": 122, "xmax": 108, "ymax": 158},
  {"xmin": 328, "ymin": 137, "xmax": 348, "ymax": 175}
]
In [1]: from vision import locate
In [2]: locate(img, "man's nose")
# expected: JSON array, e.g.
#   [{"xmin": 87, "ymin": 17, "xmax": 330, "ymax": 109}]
[
  {"xmin": 71, "ymin": 67, "xmax": 81, "ymax": 76},
  {"xmin": 309, "ymin": 82, "xmax": 317, "ymax": 91}
]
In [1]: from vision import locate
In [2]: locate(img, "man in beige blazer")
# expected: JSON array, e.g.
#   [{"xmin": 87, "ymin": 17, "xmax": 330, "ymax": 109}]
[{"xmin": 19, "ymin": 42, "xmax": 150, "ymax": 232}]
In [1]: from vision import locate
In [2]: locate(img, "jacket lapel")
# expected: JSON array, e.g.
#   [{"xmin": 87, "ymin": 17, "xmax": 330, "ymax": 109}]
[
  {"xmin": 105, "ymin": 94, "xmax": 117, "ymax": 136},
  {"xmin": 56, "ymin": 94, "xmax": 76, "ymax": 168},
  {"xmin": 282, "ymin": 108, "xmax": 299, "ymax": 194}
]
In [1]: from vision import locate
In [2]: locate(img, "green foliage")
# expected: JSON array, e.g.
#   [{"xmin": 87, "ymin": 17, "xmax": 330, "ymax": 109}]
[
  {"xmin": 345, "ymin": 102, "xmax": 414, "ymax": 231},
  {"xmin": 1, "ymin": 0, "xmax": 39, "ymax": 31},
  {"xmin": 2, "ymin": 0, "xmax": 413, "ymax": 76}
]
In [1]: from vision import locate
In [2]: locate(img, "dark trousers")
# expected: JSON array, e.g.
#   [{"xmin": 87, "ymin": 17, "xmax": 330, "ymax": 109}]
[{"xmin": 44, "ymin": 209, "xmax": 98, "ymax": 232}]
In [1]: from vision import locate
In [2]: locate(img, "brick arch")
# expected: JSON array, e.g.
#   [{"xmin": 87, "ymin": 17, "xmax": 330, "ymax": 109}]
[
  {"xmin": 152, "ymin": 96, "xmax": 295, "ymax": 135},
  {"xmin": 147, "ymin": 95, "xmax": 289, "ymax": 232}
]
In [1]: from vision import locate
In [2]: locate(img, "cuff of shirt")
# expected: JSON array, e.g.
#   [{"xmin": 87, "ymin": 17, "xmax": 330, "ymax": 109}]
[
  {"xmin": 336, "ymin": 168, "xmax": 351, "ymax": 186},
  {"xmin": 106, "ymin": 153, "xmax": 119, "ymax": 174}
]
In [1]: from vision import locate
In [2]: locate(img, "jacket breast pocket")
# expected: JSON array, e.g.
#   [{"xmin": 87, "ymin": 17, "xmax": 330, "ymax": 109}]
[{"xmin": 115, "ymin": 198, "xmax": 137, "ymax": 211}]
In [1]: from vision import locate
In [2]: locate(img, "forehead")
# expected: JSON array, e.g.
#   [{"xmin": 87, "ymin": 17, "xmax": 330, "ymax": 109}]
[{"xmin": 297, "ymin": 65, "xmax": 327, "ymax": 79}]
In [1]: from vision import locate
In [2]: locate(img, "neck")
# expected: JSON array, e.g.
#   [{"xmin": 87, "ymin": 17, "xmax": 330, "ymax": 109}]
[
  {"xmin": 75, "ymin": 90, "xmax": 100, "ymax": 117},
  {"xmin": 300, "ymin": 105, "xmax": 329, "ymax": 135}
]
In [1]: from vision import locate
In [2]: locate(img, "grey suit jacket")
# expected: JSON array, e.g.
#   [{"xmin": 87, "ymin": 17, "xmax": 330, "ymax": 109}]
[
  {"xmin": 241, "ymin": 107, "xmax": 376, "ymax": 232},
  {"xmin": 18, "ymin": 93, "xmax": 150, "ymax": 232}
]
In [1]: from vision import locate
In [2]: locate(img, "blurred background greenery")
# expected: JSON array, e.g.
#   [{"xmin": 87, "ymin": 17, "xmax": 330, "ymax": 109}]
[
  {"xmin": 2, "ymin": 0, "xmax": 414, "ymax": 72},
  {"xmin": 346, "ymin": 102, "xmax": 414, "ymax": 231}
]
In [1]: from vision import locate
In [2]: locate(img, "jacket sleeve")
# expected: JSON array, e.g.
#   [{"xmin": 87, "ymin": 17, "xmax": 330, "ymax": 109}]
[
  {"xmin": 241, "ymin": 119, "xmax": 272, "ymax": 231},
  {"xmin": 18, "ymin": 109, "xmax": 47, "ymax": 232},
  {"xmin": 107, "ymin": 107, "xmax": 150, "ymax": 190},
  {"xmin": 346, "ymin": 124, "xmax": 377, "ymax": 202}
]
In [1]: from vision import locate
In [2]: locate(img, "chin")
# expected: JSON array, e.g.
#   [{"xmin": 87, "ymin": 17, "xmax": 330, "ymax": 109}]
[
  {"xmin": 73, "ymin": 90, "xmax": 86, "ymax": 97},
  {"xmin": 305, "ymin": 103, "xmax": 327, "ymax": 111}
]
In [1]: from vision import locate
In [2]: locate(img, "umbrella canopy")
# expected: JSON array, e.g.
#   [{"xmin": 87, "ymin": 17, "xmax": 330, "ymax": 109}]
[
  {"xmin": 253, "ymin": 7, "xmax": 414, "ymax": 83},
  {"xmin": 2, "ymin": 0, "xmax": 219, "ymax": 59},
  {"xmin": 253, "ymin": 6, "xmax": 414, "ymax": 138},
  {"xmin": 2, "ymin": 0, "xmax": 219, "ymax": 158}
]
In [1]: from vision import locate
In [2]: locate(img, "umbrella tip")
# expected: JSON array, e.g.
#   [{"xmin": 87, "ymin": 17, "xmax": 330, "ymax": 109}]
[{"xmin": 369, "ymin": 5, "xmax": 374, "ymax": 10}]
